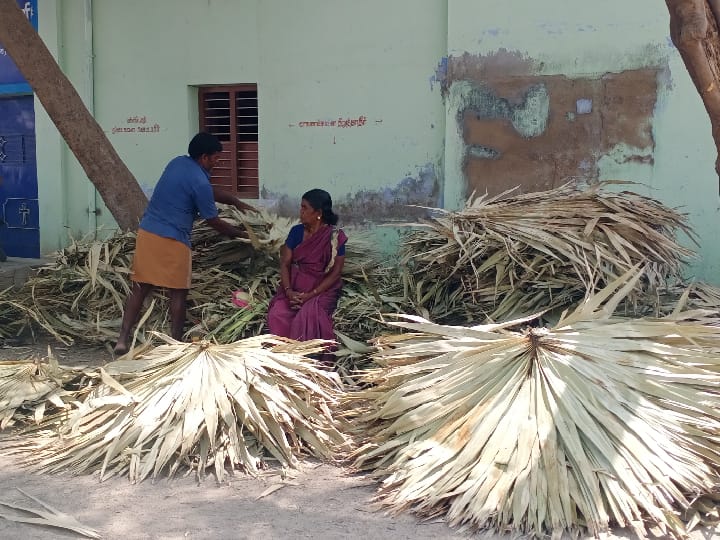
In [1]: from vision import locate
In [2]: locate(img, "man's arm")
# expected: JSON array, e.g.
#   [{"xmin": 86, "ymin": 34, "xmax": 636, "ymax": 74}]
[
  {"xmin": 205, "ymin": 216, "xmax": 248, "ymax": 238},
  {"xmin": 212, "ymin": 187, "xmax": 258, "ymax": 213}
]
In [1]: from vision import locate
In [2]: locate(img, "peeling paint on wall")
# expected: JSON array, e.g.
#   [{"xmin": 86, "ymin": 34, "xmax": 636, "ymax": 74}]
[
  {"xmin": 445, "ymin": 49, "xmax": 541, "ymax": 94},
  {"xmin": 335, "ymin": 163, "xmax": 441, "ymax": 223},
  {"xmin": 446, "ymin": 51, "xmax": 661, "ymax": 198},
  {"xmin": 429, "ymin": 56, "xmax": 448, "ymax": 91},
  {"xmin": 260, "ymin": 163, "xmax": 442, "ymax": 225}
]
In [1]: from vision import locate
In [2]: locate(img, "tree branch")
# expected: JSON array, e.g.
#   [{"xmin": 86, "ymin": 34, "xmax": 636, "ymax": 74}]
[{"xmin": 666, "ymin": 0, "xmax": 720, "ymax": 185}]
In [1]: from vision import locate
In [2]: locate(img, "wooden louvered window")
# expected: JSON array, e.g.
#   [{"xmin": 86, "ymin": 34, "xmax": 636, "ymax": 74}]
[{"xmin": 199, "ymin": 84, "xmax": 259, "ymax": 198}]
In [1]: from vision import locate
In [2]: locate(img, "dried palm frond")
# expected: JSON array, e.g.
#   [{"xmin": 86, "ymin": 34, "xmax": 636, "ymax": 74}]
[
  {"xmin": 399, "ymin": 181, "xmax": 697, "ymax": 324},
  {"xmin": 0, "ymin": 353, "xmax": 79, "ymax": 429},
  {"xmin": 0, "ymin": 488, "xmax": 101, "ymax": 539},
  {"xmin": 655, "ymin": 280, "xmax": 720, "ymax": 322},
  {"xmin": 335, "ymin": 272, "xmax": 393, "ymax": 342},
  {"xmin": 686, "ymin": 280, "xmax": 720, "ymax": 311},
  {"xmin": 185, "ymin": 267, "xmax": 274, "ymax": 342},
  {"xmin": 192, "ymin": 207, "xmax": 291, "ymax": 255},
  {"xmin": 199, "ymin": 297, "xmax": 271, "ymax": 342},
  {"xmin": 615, "ymin": 279, "xmax": 720, "ymax": 328},
  {"xmin": 12, "ymin": 334, "xmax": 347, "ymax": 483},
  {"xmin": 0, "ymin": 296, "xmax": 40, "ymax": 342},
  {"xmin": 332, "ymin": 331, "xmax": 379, "ymax": 387},
  {"xmin": 347, "ymin": 269, "xmax": 720, "ymax": 539},
  {"xmin": 1, "ymin": 231, "xmax": 148, "ymax": 345}
]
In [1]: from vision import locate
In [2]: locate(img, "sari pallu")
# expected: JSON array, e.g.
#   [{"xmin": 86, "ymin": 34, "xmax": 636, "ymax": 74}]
[{"xmin": 267, "ymin": 225, "xmax": 348, "ymax": 341}]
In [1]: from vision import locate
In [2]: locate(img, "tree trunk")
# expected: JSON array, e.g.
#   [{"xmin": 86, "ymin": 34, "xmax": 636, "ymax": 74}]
[
  {"xmin": 0, "ymin": 0, "xmax": 146, "ymax": 231},
  {"xmin": 666, "ymin": 0, "xmax": 720, "ymax": 186}
]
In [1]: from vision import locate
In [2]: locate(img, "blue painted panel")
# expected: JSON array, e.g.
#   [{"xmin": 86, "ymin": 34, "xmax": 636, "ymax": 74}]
[
  {"xmin": 0, "ymin": 0, "xmax": 39, "ymax": 92},
  {"xmin": 0, "ymin": 95, "xmax": 39, "ymax": 258}
]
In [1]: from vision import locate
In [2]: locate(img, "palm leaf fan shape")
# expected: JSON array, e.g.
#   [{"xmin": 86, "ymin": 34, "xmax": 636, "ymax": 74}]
[
  {"xmin": 347, "ymin": 268, "xmax": 720, "ymax": 539},
  {"xmin": 11, "ymin": 335, "xmax": 348, "ymax": 483}
]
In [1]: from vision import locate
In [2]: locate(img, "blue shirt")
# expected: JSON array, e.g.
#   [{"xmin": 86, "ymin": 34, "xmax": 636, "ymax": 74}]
[{"xmin": 139, "ymin": 156, "xmax": 218, "ymax": 247}]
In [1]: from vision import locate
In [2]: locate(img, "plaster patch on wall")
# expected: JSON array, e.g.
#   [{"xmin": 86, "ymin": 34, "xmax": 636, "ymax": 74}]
[
  {"xmin": 539, "ymin": 22, "xmax": 566, "ymax": 36},
  {"xmin": 257, "ymin": 190, "xmax": 297, "ymax": 218},
  {"xmin": 597, "ymin": 143, "xmax": 655, "ymax": 185},
  {"xmin": 446, "ymin": 52, "xmax": 661, "ymax": 198},
  {"xmin": 539, "ymin": 23, "xmax": 598, "ymax": 35},
  {"xmin": 576, "ymin": 98, "xmax": 592, "ymax": 114},
  {"xmin": 139, "ymin": 182, "xmax": 155, "ymax": 199},
  {"xmin": 260, "ymin": 163, "xmax": 441, "ymax": 225},
  {"xmin": 599, "ymin": 143, "xmax": 654, "ymax": 166},
  {"xmin": 510, "ymin": 85, "xmax": 549, "ymax": 137},
  {"xmin": 456, "ymin": 83, "xmax": 549, "ymax": 138},
  {"xmin": 477, "ymin": 27, "xmax": 504, "ymax": 45},
  {"xmin": 468, "ymin": 145, "xmax": 500, "ymax": 159}
]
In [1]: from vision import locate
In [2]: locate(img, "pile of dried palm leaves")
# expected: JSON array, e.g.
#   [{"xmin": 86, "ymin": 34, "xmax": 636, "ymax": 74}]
[
  {"xmin": 0, "ymin": 207, "xmax": 389, "ymax": 350},
  {"xmin": 6, "ymin": 335, "xmax": 348, "ymax": 483},
  {"xmin": 399, "ymin": 181, "xmax": 697, "ymax": 324},
  {"xmin": 1, "ymin": 182, "xmax": 702, "ymax": 353},
  {"xmin": 346, "ymin": 269, "xmax": 720, "ymax": 538}
]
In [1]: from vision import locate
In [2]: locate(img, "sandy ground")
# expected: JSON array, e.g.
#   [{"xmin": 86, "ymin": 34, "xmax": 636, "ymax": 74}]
[
  {"xmin": 0, "ymin": 339, "xmax": 719, "ymax": 540},
  {"xmin": 0, "ymin": 456, "xmax": 462, "ymax": 540}
]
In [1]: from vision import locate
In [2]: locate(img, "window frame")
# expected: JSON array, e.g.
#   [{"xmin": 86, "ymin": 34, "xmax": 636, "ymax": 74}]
[{"xmin": 198, "ymin": 84, "xmax": 259, "ymax": 199}]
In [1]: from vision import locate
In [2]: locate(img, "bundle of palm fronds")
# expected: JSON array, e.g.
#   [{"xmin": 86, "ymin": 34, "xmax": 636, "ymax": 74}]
[
  {"xmin": 0, "ymin": 232, "xmax": 142, "ymax": 344},
  {"xmin": 399, "ymin": 182, "xmax": 697, "ymax": 325},
  {"xmin": 10, "ymin": 334, "xmax": 347, "ymax": 483},
  {"xmin": 0, "ymin": 353, "xmax": 81, "ymax": 429},
  {"xmin": 347, "ymin": 269, "xmax": 720, "ymax": 538}
]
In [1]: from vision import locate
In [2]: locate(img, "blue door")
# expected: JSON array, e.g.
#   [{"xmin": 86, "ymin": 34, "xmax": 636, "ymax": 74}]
[{"xmin": 0, "ymin": 95, "xmax": 39, "ymax": 258}]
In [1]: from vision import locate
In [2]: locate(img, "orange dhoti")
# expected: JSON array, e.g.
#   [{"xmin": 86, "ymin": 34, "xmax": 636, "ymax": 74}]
[{"xmin": 131, "ymin": 229, "xmax": 192, "ymax": 289}]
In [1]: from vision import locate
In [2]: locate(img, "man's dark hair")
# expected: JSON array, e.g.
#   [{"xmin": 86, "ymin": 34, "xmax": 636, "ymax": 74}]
[{"xmin": 188, "ymin": 132, "xmax": 222, "ymax": 159}]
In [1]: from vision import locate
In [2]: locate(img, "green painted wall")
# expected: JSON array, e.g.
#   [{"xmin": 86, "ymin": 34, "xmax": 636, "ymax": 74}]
[
  {"xmin": 36, "ymin": 0, "xmax": 447, "ymax": 254},
  {"xmin": 33, "ymin": 0, "xmax": 720, "ymax": 283},
  {"xmin": 34, "ymin": 0, "xmax": 66, "ymax": 252}
]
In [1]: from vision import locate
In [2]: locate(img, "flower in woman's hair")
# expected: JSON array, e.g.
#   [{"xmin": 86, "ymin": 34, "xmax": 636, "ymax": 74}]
[{"xmin": 232, "ymin": 289, "xmax": 250, "ymax": 308}]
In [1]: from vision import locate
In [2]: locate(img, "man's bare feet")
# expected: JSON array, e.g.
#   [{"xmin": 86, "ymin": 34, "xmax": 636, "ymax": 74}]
[{"xmin": 113, "ymin": 343, "xmax": 129, "ymax": 356}]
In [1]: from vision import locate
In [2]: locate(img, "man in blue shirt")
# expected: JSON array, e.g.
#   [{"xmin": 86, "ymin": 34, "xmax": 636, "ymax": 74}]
[{"xmin": 114, "ymin": 132, "xmax": 252, "ymax": 355}]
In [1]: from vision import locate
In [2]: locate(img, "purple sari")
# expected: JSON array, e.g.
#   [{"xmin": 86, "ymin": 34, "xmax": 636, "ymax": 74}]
[{"xmin": 267, "ymin": 225, "xmax": 347, "ymax": 341}]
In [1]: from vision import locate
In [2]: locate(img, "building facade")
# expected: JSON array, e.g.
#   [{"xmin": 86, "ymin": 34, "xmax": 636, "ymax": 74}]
[{"xmin": 5, "ymin": 1, "xmax": 717, "ymax": 281}]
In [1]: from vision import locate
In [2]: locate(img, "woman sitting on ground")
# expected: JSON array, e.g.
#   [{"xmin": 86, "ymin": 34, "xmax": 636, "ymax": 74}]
[{"xmin": 267, "ymin": 189, "xmax": 347, "ymax": 343}]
